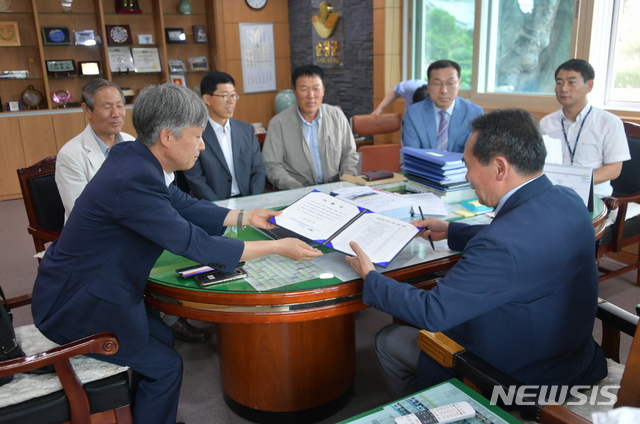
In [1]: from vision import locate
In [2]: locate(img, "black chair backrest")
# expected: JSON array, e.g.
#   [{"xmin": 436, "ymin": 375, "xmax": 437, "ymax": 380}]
[
  {"xmin": 612, "ymin": 122, "xmax": 640, "ymax": 197},
  {"xmin": 28, "ymin": 173, "xmax": 64, "ymax": 233}
]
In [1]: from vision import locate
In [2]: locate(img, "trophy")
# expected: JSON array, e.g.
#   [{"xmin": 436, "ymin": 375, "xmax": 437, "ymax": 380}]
[{"xmin": 52, "ymin": 90, "xmax": 72, "ymax": 108}]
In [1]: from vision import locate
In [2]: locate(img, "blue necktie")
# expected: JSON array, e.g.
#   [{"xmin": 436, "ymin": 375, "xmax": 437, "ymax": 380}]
[{"xmin": 437, "ymin": 110, "xmax": 449, "ymax": 151}]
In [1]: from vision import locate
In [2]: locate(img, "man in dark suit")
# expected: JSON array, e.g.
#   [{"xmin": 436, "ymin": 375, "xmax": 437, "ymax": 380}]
[
  {"xmin": 183, "ymin": 71, "xmax": 265, "ymax": 201},
  {"xmin": 402, "ymin": 60, "xmax": 483, "ymax": 153},
  {"xmin": 347, "ymin": 109, "xmax": 607, "ymax": 400},
  {"xmin": 31, "ymin": 83, "xmax": 322, "ymax": 424}
]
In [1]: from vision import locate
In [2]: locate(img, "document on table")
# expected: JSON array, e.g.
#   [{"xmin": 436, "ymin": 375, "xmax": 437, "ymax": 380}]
[
  {"xmin": 543, "ymin": 135, "xmax": 564, "ymax": 164},
  {"xmin": 330, "ymin": 186, "xmax": 414, "ymax": 215},
  {"xmin": 402, "ymin": 192, "xmax": 448, "ymax": 217},
  {"xmin": 269, "ymin": 190, "xmax": 419, "ymax": 267}
]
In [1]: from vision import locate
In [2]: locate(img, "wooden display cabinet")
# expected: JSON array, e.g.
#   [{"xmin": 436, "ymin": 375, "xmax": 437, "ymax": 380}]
[{"xmin": 0, "ymin": 0, "xmax": 216, "ymax": 112}]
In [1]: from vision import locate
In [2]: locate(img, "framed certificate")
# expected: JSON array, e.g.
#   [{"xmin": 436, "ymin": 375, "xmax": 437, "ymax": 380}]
[
  {"xmin": 168, "ymin": 59, "xmax": 186, "ymax": 73},
  {"xmin": 188, "ymin": 56, "xmax": 209, "ymax": 72},
  {"xmin": 108, "ymin": 47, "xmax": 135, "ymax": 73},
  {"xmin": 79, "ymin": 61, "xmax": 100, "ymax": 76},
  {"xmin": 192, "ymin": 25, "xmax": 208, "ymax": 43},
  {"xmin": 42, "ymin": 27, "xmax": 71, "ymax": 46},
  {"xmin": 0, "ymin": 21, "xmax": 20, "ymax": 46},
  {"xmin": 106, "ymin": 25, "xmax": 132, "ymax": 45},
  {"xmin": 132, "ymin": 48, "xmax": 161, "ymax": 73},
  {"xmin": 137, "ymin": 34, "xmax": 154, "ymax": 44},
  {"xmin": 45, "ymin": 59, "xmax": 76, "ymax": 76},
  {"xmin": 165, "ymin": 28, "xmax": 186, "ymax": 44}
]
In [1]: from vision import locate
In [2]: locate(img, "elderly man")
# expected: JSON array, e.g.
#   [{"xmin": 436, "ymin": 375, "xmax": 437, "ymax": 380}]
[
  {"xmin": 540, "ymin": 59, "xmax": 630, "ymax": 197},
  {"xmin": 262, "ymin": 64, "xmax": 359, "ymax": 190},
  {"xmin": 347, "ymin": 109, "xmax": 607, "ymax": 400},
  {"xmin": 402, "ymin": 60, "xmax": 483, "ymax": 153},
  {"xmin": 55, "ymin": 78, "xmax": 207, "ymax": 344},
  {"xmin": 56, "ymin": 78, "xmax": 135, "ymax": 221},
  {"xmin": 183, "ymin": 71, "xmax": 265, "ymax": 200},
  {"xmin": 32, "ymin": 83, "xmax": 322, "ymax": 424}
]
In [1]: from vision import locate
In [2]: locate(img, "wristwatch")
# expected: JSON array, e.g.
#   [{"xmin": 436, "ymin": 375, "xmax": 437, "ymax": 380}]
[{"xmin": 237, "ymin": 210, "xmax": 246, "ymax": 230}]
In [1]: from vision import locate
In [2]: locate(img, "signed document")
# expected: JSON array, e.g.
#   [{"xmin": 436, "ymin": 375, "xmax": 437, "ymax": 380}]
[{"xmin": 268, "ymin": 190, "xmax": 419, "ymax": 267}]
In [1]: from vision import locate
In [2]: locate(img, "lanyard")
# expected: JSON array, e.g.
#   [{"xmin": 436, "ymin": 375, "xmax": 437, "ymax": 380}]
[{"xmin": 561, "ymin": 106, "xmax": 592, "ymax": 164}]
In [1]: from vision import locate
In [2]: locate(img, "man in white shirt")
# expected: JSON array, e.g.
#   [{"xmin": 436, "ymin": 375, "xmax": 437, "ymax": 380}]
[
  {"xmin": 372, "ymin": 79, "xmax": 428, "ymax": 115},
  {"xmin": 183, "ymin": 71, "xmax": 265, "ymax": 201},
  {"xmin": 56, "ymin": 78, "xmax": 209, "ymax": 344},
  {"xmin": 540, "ymin": 59, "xmax": 630, "ymax": 197}
]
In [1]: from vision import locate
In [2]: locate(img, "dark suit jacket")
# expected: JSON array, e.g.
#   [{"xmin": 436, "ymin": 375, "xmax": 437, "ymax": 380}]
[
  {"xmin": 364, "ymin": 175, "xmax": 607, "ymax": 387},
  {"xmin": 183, "ymin": 119, "xmax": 265, "ymax": 201},
  {"xmin": 402, "ymin": 97, "xmax": 484, "ymax": 153},
  {"xmin": 32, "ymin": 140, "xmax": 244, "ymax": 356}
]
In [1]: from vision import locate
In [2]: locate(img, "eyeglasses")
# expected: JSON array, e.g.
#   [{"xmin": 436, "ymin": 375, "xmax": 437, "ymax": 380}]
[
  {"xmin": 210, "ymin": 93, "xmax": 240, "ymax": 102},
  {"xmin": 429, "ymin": 81, "xmax": 459, "ymax": 89}
]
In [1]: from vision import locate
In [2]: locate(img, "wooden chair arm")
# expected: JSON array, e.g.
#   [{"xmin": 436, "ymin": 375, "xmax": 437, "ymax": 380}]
[
  {"xmin": 417, "ymin": 330, "xmax": 464, "ymax": 368},
  {"xmin": 2, "ymin": 293, "xmax": 32, "ymax": 309},
  {"xmin": 604, "ymin": 192, "xmax": 640, "ymax": 211},
  {"xmin": 539, "ymin": 404, "xmax": 592, "ymax": 424},
  {"xmin": 27, "ymin": 225, "xmax": 60, "ymax": 243},
  {"xmin": 0, "ymin": 332, "xmax": 119, "ymax": 377}
]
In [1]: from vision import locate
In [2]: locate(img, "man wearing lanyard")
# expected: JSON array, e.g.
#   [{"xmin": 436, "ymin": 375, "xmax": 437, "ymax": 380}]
[
  {"xmin": 540, "ymin": 59, "xmax": 629, "ymax": 197},
  {"xmin": 262, "ymin": 64, "xmax": 359, "ymax": 190}
]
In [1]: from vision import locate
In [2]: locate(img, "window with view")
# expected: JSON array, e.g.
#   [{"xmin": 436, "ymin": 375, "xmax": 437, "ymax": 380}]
[{"xmin": 606, "ymin": 0, "xmax": 640, "ymax": 105}]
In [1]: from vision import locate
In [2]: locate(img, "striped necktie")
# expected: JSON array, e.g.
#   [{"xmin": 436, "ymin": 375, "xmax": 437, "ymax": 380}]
[{"xmin": 437, "ymin": 110, "xmax": 449, "ymax": 151}]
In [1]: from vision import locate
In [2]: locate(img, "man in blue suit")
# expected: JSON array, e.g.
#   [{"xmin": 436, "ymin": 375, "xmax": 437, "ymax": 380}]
[
  {"xmin": 402, "ymin": 60, "xmax": 483, "ymax": 153},
  {"xmin": 347, "ymin": 109, "xmax": 607, "ymax": 400},
  {"xmin": 183, "ymin": 71, "xmax": 265, "ymax": 201},
  {"xmin": 31, "ymin": 83, "xmax": 322, "ymax": 424}
]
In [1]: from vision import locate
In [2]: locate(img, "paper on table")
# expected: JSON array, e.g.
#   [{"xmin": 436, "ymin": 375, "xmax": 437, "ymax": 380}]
[
  {"xmin": 328, "ymin": 213, "xmax": 419, "ymax": 266},
  {"xmin": 402, "ymin": 192, "xmax": 448, "ymax": 216},
  {"xmin": 271, "ymin": 191, "xmax": 360, "ymax": 242},
  {"xmin": 543, "ymin": 135, "xmax": 563, "ymax": 164},
  {"xmin": 331, "ymin": 186, "xmax": 414, "ymax": 214}
]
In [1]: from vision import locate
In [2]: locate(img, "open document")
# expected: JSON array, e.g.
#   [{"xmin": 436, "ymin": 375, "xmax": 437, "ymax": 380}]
[{"xmin": 268, "ymin": 190, "xmax": 419, "ymax": 267}]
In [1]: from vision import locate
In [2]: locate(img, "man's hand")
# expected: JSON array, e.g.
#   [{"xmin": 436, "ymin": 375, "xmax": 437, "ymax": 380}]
[
  {"xmin": 410, "ymin": 217, "xmax": 449, "ymax": 241},
  {"xmin": 245, "ymin": 208, "xmax": 281, "ymax": 230},
  {"xmin": 345, "ymin": 241, "xmax": 375, "ymax": 279},
  {"xmin": 276, "ymin": 238, "xmax": 323, "ymax": 261}
]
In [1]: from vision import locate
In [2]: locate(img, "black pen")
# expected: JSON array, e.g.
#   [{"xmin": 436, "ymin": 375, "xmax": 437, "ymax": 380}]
[{"xmin": 418, "ymin": 206, "xmax": 435, "ymax": 250}]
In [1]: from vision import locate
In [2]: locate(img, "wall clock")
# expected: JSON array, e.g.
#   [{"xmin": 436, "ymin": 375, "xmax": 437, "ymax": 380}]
[{"xmin": 245, "ymin": 0, "xmax": 267, "ymax": 10}]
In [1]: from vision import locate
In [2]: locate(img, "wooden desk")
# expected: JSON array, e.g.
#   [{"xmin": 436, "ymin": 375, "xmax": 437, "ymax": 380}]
[{"xmin": 144, "ymin": 183, "xmax": 606, "ymax": 424}]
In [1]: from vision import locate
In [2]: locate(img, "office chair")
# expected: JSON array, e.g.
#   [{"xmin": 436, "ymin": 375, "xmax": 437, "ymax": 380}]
[
  {"xmin": 417, "ymin": 297, "xmax": 639, "ymax": 423},
  {"xmin": 352, "ymin": 113, "xmax": 402, "ymax": 137},
  {"xmin": 358, "ymin": 144, "xmax": 402, "ymax": 173},
  {"xmin": 0, "ymin": 290, "xmax": 132, "ymax": 424},
  {"xmin": 597, "ymin": 121, "xmax": 640, "ymax": 285},
  {"xmin": 16, "ymin": 156, "xmax": 64, "ymax": 256}
]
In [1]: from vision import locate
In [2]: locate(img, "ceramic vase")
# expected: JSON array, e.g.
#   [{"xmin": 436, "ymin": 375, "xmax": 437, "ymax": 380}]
[
  {"xmin": 274, "ymin": 89, "xmax": 296, "ymax": 114},
  {"xmin": 178, "ymin": 0, "xmax": 192, "ymax": 15}
]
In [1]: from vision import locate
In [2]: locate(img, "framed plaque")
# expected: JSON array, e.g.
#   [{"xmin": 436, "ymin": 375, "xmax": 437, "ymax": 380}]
[
  {"xmin": 106, "ymin": 25, "xmax": 132, "ymax": 45},
  {"xmin": 165, "ymin": 28, "xmax": 186, "ymax": 44},
  {"xmin": 0, "ymin": 21, "xmax": 21, "ymax": 46},
  {"xmin": 188, "ymin": 56, "xmax": 209, "ymax": 72},
  {"xmin": 168, "ymin": 59, "xmax": 186, "ymax": 73},
  {"xmin": 132, "ymin": 48, "xmax": 161, "ymax": 73},
  {"xmin": 42, "ymin": 27, "xmax": 71, "ymax": 46},
  {"xmin": 170, "ymin": 74, "xmax": 187, "ymax": 86},
  {"xmin": 107, "ymin": 47, "xmax": 135, "ymax": 73},
  {"xmin": 116, "ymin": 0, "xmax": 141, "ymax": 14},
  {"xmin": 137, "ymin": 34, "xmax": 153, "ymax": 44},
  {"xmin": 45, "ymin": 59, "xmax": 76, "ymax": 76},
  {"xmin": 192, "ymin": 25, "xmax": 207, "ymax": 43},
  {"xmin": 74, "ymin": 30, "xmax": 95, "ymax": 46},
  {"xmin": 79, "ymin": 61, "xmax": 100, "ymax": 76}
]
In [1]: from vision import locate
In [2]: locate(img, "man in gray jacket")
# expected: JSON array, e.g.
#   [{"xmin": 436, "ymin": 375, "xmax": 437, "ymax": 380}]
[{"xmin": 262, "ymin": 64, "xmax": 358, "ymax": 190}]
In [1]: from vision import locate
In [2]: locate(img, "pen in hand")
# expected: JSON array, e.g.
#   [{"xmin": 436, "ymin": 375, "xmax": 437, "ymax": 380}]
[{"xmin": 419, "ymin": 206, "xmax": 436, "ymax": 250}]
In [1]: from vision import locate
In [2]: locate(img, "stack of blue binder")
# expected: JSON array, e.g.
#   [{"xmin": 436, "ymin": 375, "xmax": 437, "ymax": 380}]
[{"xmin": 400, "ymin": 147, "xmax": 471, "ymax": 192}]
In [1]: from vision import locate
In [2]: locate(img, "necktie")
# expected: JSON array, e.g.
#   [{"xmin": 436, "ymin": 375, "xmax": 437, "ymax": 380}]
[{"xmin": 437, "ymin": 110, "xmax": 449, "ymax": 151}]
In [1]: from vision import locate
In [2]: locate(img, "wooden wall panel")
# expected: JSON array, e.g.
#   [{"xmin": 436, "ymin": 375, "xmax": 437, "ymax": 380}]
[
  {"xmin": 52, "ymin": 112, "xmax": 87, "ymax": 151},
  {"xmin": 18, "ymin": 115, "xmax": 57, "ymax": 166},
  {"xmin": 122, "ymin": 111, "xmax": 136, "ymax": 137},
  {"xmin": 0, "ymin": 117, "xmax": 26, "ymax": 200}
]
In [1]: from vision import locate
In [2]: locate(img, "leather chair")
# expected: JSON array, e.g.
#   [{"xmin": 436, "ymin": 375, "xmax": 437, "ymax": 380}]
[
  {"xmin": 16, "ymin": 156, "xmax": 64, "ymax": 256},
  {"xmin": 0, "ymin": 291, "xmax": 132, "ymax": 424},
  {"xmin": 352, "ymin": 113, "xmax": 402, "ymax": 137},
  {"xmin": 417, "ymin": 294, "xmax": 639, "ymax": 423},
  {"xmin": 358, "ymin": 144, "xmax": 402, "ymax": 173},
  {"xmin": 597, "ymin": 121, "xmax": 640, "ymax": 285}
]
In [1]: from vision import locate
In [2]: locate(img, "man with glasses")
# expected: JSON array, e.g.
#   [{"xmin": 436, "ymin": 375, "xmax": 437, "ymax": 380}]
[
  {"xmin": 262, "ymin": 64, "xmax": 358, "ymax": 190},
  {"xmin": 183, "ymin": 71, "xmax": 265, "ymax": 201},
  {"xmin": 403, "ymin": 60, "xmax": 483, "ymax": 153}
]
